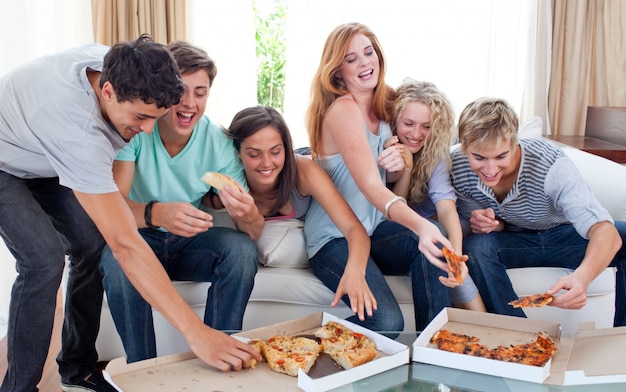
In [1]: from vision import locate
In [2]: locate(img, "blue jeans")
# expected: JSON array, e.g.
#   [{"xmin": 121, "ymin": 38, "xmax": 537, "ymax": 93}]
[
  {"xmin": 0, "ymin": 173, "xmax": 106, "ymax": 392},
  {"xmin": 310, "ymin": 220, "xmax": 451, "ymax": 332},
  {"xmin": 99, "ymin": 227, "xmax": 258, "ymax": 363},
  {"xmin": 464, "ymin": 222, "xmax": 626, "ymax": 326}
]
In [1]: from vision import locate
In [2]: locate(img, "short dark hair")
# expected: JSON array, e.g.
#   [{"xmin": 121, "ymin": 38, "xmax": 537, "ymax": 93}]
[
  {"xmin": 226, "ymin": 106, "xmax": 297, "ymax": 217},
  {"xmin": 167, "ymin": 40, "xmax": 217, "ymax": 87},
  {"xmin": 100, "ymin": 34, "xmax": 183, "ymax": 109}
]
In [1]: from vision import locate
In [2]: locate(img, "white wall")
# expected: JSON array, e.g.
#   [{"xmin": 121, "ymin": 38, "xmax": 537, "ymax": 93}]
[
  {"xmin": 186, "ymin": 0, "xmax": 258, "ymax": 128},
  {"xmin": 282, "ymin": 0, "xmax": 537, "ymax": 148}
]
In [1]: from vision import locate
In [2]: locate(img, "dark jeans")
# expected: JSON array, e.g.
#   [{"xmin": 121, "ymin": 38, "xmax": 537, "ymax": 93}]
[
  {"xmin": 464, "ymin": 222, "xmax": 626, "ymax": 327},
  {"xmin": 310, "ymin": 220, "xmax": 451, "ymax": 331},
  {"xmin": 99, "ymin": 227, "xmax": 258, "ymax": 362},
  {"xmin": 0, "ymin": 172, "xmax": 105, "ymax": 392}
]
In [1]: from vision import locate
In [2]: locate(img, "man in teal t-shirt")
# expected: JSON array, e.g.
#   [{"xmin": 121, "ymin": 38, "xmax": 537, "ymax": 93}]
[{"xmin": 99, "ymin": 41, "xmax": 264, "ymax": 362}]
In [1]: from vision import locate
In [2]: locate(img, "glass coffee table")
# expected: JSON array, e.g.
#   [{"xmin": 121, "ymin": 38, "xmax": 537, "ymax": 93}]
[{"xmin": 106, "ymin": 331, "xmax": 626, "ymax": 392}]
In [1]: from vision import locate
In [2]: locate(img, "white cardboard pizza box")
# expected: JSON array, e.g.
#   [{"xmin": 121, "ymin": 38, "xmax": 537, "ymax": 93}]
[
  {"xmin": 234, "ymin": 312, "xmax": 410, "ymax": 392},
  {"xmin": 106, "ymin": 312, "xmax": 409, "ymax": 392},
  {"xmin": 412, "ymin": 308, "xmax": 626, "ymax": 386}
]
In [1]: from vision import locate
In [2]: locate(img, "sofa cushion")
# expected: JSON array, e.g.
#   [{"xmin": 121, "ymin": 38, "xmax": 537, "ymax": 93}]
[
  {"xmin": 561, "ymin": 146, "xmax": 626, "ymax": 221},
  {"xmin": 249, "ymin": 266, "xmax": 414, "ymax": 306},
  {"xmin": 256, "ymin": 218, "xmax": 309, "ymax": 268}
]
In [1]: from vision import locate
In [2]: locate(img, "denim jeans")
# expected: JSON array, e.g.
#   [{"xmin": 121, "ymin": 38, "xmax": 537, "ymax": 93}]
[
  {"xmin": 310, "ymin": 220, "xmax": 451, "ymax": 332},
  {"xmin": 464, "ymin": 222, "xmax": 626, "ymax": 326},
  {"xmin": 99, "ymin": 226, "xmax": 258, "ymax": 363},
  {"xmin": 0, "ymin": 172, "xmax": 106, "ymax": 392}
]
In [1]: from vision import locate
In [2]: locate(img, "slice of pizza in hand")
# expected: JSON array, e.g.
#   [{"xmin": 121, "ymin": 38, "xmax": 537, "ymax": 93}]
[
  {"xmin": 508, "ymin": 293, "xmax": 554, "ymax": 308},
  {"xmin": 442, "ymin": 246, "xmax": 464, "ymax": 284},
  {"xmin": 200, "ymin": 172, "xmax": 242, "ymax": 192}
]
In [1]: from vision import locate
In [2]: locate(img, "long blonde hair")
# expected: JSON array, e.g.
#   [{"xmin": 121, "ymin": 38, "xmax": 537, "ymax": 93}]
[
  {"xmin": 305, "ymin": 22, "xmax": 393, "ymax": 157},
  {"xmin": 390, "ymin": 79, "xmax": 455, "ymax": 204}
]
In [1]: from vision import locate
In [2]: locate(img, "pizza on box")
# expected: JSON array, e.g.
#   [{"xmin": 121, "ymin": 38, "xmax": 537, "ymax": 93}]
[
  {"xmin": 249, "ymin": 336, "xmax": 321, "ymax": 376},
  {"xmin": 248, "ymin": 321, "xmax": 378, "ymax": 376},
  {"xmin": 314, "ymin": 320, "xmax": 378, "ymax": 369},
  {"xmin": 430, "ymin": 329, "xmax": 557, "ymax": 367}
]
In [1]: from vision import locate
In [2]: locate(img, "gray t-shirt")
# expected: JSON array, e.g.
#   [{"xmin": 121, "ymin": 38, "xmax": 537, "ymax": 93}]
[{"xmin": 0, "ymin": 43, "xmax": 126, "ymax": 193}]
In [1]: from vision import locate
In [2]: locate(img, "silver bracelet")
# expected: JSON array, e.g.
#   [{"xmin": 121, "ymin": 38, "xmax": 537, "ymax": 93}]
[{"xmin": 384, "ymin": 195, "xmax": 407, "ymax": 220}]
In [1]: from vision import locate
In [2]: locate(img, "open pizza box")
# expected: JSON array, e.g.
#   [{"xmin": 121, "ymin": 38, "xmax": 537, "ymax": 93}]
[
  {"xmin": 233, "ymin": 312, "xmax": 410, "ymax": 392},
  {"xmin": 106, "ymin": 312, "xmax": 409, "ymax": 392},
  {"xmin": 412, "ymin": 308, "xmax": 626, "ymax": 386}
]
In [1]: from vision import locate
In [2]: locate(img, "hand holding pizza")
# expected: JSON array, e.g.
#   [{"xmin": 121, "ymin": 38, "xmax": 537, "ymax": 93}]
[{"xmin": 438, "ymin": 246, "xmax": 469, "ymax": 288}]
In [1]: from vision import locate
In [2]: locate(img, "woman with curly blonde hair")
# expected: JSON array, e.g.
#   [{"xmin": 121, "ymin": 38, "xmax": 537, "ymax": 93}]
[{"xmin": 387, "ymin": 78, "xmax": 486, "ymax": 311}]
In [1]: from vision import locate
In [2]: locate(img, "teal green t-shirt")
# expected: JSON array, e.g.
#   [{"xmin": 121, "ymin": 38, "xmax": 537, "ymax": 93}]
[{"xmin": 116, "ymin": 115, "xmax": 247, "ymax": 208}]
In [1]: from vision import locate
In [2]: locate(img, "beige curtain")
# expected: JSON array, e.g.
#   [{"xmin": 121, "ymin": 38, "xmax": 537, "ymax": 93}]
[
  {"xmin": 548, "ymin": 0, "xmax": 626, "ymax": 135},
  {"xmin": 91, "ymin": 0, "xmax": 186, "ymax": 46}
]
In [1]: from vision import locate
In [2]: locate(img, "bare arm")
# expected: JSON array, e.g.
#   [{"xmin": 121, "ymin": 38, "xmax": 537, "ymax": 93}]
[
  {"xmin": 74, "ymin": 189, "xmax": 260, "ymax": 370},
  {"xmin": 323, "ymin": 98, "xmax": 451, "ymax": 269},
  {"xmin": 216, "ymin": 185, "xmax": 265, "ymax": 240},
  {"xmin": 296, "ymin": 156, "xmax": 375, "ymax": 320},
  {"xmin": 434, "ymin": 199, "xmax": 469, "ymax": 287},
  {"xmin": 549, "ymin": 221, "xmax": 622, "ymax": 309},
  {"xmin": 113, "ymin": 160, "xmax": 214, "ymax": 238}
]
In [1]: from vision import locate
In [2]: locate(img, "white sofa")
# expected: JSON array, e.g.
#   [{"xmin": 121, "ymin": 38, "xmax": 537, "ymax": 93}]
[{"xmin": 94, "ymin": 144, "xmax": 626, "ymax": 362}]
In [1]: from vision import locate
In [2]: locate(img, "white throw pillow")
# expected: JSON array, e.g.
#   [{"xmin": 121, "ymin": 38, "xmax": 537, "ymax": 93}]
[
  {"xmin": 256, "ymin": 219, "xmax": 309, "ymax": 268},
  {"xmin": 518, "ymin": 116, "xmax": 543, "ymax": 138}
]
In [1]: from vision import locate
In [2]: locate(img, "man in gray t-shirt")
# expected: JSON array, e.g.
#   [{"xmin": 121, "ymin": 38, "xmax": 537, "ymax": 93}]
[{"xmin": 0, "ymin": 35, "xmax": 259, "ymax": 392}]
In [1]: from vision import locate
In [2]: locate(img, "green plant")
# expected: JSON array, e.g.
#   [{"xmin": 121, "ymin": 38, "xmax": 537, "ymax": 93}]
[{"xmin": 253, "ymin": 0, "xmax": 287, "ymax": 112}]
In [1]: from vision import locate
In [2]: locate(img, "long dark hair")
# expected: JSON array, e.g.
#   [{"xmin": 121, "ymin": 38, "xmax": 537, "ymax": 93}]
[{"xmin": 225, "ymin": 106, "xmax": 297, "ymax": 216}]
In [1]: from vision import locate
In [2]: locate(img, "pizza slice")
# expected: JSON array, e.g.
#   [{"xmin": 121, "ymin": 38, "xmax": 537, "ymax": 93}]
[
  {"xmin": 492, "ymin": 332, "xmax": 557, "ymax": 366},
  {"xmin": 442, "ymin": 246, "xmax": 464, "ymax": 284},
  {"xmin": 200, "ymin": 171, "xmax": 242, "ymax": 192},
  {"xmin": 258, "ymin": 335, "xmax": 322, "ymax": 376},
  {"xmin": 430, "ymin": 328, "xmax": 558, "ymax": 367},
  {"xmin": 430, "ymin": 329, "xmax": 480, "ymax": 345},
  {"xmin": 437, "ymin": 340, "xmax": 494, "ymax": 358},
  {"xmin": 508, "ymin": 293, "xmax": 554, "ymax": 308},
  {"xmin": 248, "ymin": 339, "xmax": 267, "ymax": 368},
  {"xmin": 314, "ymin": 321, "xmax": 377, "ymax": 369}
]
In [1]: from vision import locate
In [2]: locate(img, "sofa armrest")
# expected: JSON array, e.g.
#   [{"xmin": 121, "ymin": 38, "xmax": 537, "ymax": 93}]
[{"xmin": 562, "ymin": 146, "xmax": 626, "ymax": 221}]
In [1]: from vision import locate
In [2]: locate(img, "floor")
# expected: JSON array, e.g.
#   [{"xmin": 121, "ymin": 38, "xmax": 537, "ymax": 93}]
[{"xmin": 0, "ymin": 290, "xmax": 63, "ymax": 391}]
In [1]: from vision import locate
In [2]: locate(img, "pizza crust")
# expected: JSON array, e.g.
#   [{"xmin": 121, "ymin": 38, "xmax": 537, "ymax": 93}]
[
  {"xmin": 200, "ymin": 172, "xmax": 242, "ymax": 192},
  {"xmin": 508, "ymin": 293, "xmax": 554, "ymax": 308},
  {"xmin": 430, "ymin": 328, "xmax": 557, "ymax": 367}
]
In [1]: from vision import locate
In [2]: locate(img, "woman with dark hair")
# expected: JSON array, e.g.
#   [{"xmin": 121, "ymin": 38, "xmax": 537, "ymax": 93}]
[{"xmin": 226, "ymin": 105, "xmax": 376, "ymax": 324}]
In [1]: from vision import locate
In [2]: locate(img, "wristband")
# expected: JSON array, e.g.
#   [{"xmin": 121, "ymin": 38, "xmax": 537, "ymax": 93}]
[
  {"xmin": 144, "ymin": 200, "xmax": 160, "ymax": 229},
  {"xmin": 384, "ymin": 195, "xmax": 407, "ymax": 220}
]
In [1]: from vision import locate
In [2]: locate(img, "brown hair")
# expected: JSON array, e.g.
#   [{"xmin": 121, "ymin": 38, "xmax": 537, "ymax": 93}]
[
  {"xmin": 167, "ymin": 40, "xmax": 217, "ymax": 86},
  {"xmin": 225, "ymin": 106, "xmax": 297, "ymax": 216},
  {"xmin": 305, "ymin": 22, "xmax": 393, "ymax": 157}
]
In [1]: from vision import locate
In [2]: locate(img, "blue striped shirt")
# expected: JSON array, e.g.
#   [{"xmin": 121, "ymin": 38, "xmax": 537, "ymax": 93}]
[{"xmin": 450, "ymin": 138, "xmax": 613, "ymax": 239}]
